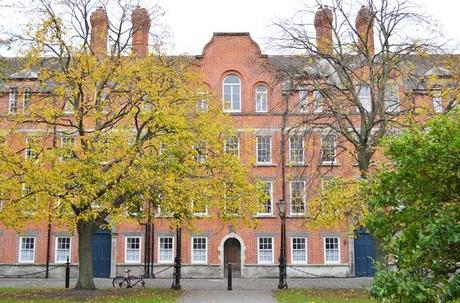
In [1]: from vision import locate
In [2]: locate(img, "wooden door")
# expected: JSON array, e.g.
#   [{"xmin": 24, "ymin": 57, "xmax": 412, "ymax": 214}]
[
  {"xmin": 92, "ymin": 230, "xmax": 112, "ymax": 278},
  {"xmin": 224, "ymin": 238, "xmax": 241, "ymax": 277}
]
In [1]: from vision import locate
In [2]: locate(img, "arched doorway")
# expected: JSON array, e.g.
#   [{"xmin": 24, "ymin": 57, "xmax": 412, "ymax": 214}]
[{"xmin": 223, "ymin": 238, "xmax": 241, "ymax": 278}]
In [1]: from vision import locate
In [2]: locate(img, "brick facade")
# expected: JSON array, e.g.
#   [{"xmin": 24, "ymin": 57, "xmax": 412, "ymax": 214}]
[{"xmin": 0, "ymin": 6, "xmax": 455, "ymax": 279}]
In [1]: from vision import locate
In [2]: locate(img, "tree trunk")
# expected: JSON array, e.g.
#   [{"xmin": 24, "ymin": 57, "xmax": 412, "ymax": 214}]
[
  {"xmin": 75, "ymin": 221, "xmax": 98, "ymax": 290},
  {"xmin": 356, "ymin": 146, "xmax": 371, "ymax": 178}
]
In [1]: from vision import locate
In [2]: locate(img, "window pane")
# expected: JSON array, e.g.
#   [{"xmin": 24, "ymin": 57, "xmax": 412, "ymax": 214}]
[
  {"xmin": 20, "ymin": 237, "xmax": 35, "ymax": 263},
  {"xmin": 223, "ymin": 75, "xmax": 241, "ymax": 112},
  {"xmin": 126, "ymin": 237, "xmax": 141, "ymax": 263},
  {"xmin": 290, "ymin": 136, "xmax": 304, "ymax": 163},
  {"xmin": 256, "ymin": 86, "xmax": 268, "ymax": 112},
  {"xmin": 192, "ymin": 238, "xmax": 207, "ymax": 263},
  {"xmin": 299, "ymin": 86, "xmax": 307, "ymax": 112},
  {"xmin": 321, "ymin": 135, "xmax": 336, "ymax": 163},
  {"xmin": 357, "ymin": 85, "xmax": 371, "ymax": 111},
  {"xmin": 258, "ymin": 238, "xmax": 273, "ymax": 263},
  {"xmin": 257, "ymin": 137, "xmax": 271, "ymax": 163},
  {"xmin": 159, "ymin": 237, "xmax": 173, "ymax": 262},
  {"xmin": 224, "ymin": 137, "xmax": 239, "ymax": 156},
  {"xmin": 292, "ymin": 238, "xmax": 306, "ymax": 263},
  {"xmin": 290, "ymin": 181, "xmax": 306, "ymax": 214},
  {"xmin": 325, "ymin": 237, "xmax": 340, "ymax": 263},
  {"xmin": 260, "ymin": 181, "xmax": 272, "ymax": 214},
  {"xmin": 56, "ymin": 237, "xmax": 71, "ymax": 263}
]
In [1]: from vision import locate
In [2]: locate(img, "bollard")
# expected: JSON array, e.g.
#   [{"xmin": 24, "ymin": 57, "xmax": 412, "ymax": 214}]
[
  {"xmin": 227, "ymin": 263, "xmax": 232, "ymax": 291},
  {"xmin": 65, "ymin": 257, "xmax": 70, "ymax": 289}
]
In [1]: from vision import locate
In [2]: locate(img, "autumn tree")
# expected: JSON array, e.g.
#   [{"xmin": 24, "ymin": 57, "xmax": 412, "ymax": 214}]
[
  {"xmin": 269, "ymin": 0, "xmax": 445, "ymax": 231},
  {"xmin": 365, "ymin": 111, "xmax": 460, "ymax": 302},
  {"xmin": 272, "ymin": 0, "xmax": 437, "ymax": 178},
  {"xmin": 0, "ymin": 0, "xmax": 260, "ymax": 289}
]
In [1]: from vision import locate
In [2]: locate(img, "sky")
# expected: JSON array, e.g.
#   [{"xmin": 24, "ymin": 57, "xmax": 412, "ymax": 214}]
[{"xmin": 0, "ymin": 0, "xmax": 459, "ymax": 56}]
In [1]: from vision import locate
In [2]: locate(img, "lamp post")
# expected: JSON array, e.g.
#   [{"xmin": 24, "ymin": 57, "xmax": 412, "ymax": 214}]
[
  {"xmin": 276, "ymin": 199, "xmax": 288, "ymax": 289},
  {"xmin": 171, "ymin": 226, "xmax": 182, "ymax": 290}
]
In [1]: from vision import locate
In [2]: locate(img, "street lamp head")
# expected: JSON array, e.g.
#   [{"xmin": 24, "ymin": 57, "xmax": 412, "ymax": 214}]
[{"xmin": 277, "ymin": 199, "xmax": 286, "ymax": 217}]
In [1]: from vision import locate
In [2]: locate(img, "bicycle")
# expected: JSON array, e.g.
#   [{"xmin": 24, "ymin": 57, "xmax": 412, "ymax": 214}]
[{"xmin": 112, "ymin": 269, "xmax": 146, "ymax": 288}]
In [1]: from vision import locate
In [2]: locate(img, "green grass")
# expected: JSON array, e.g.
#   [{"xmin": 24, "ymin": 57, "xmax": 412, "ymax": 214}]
[
  {"xmin": 0, "ymin": 288, "xmax": 182, "ymax": 303},
  {"xmin": 275, "ymin": 289, "xmax": 374, "ymax": 303}
]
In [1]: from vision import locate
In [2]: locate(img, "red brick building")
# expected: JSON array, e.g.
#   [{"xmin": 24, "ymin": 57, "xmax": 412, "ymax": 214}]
[{"xmin": 0, "ymin": 6, "xmax": 455, "ymax": 280}]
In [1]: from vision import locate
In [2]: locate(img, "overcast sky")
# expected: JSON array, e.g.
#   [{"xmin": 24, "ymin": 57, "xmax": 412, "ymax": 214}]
[{"xmin": 1, "ymin": 0, "xmax": 459, "ymax": 56}]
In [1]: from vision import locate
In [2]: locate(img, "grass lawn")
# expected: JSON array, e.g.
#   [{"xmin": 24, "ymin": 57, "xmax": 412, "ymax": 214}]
[
  {"xmin": 0, "ymin": 288, "xmax": 182, "ymax": 303},
  {"xmin": 275, "ymin": 289, "xmax": 374, "ymax": 303}
]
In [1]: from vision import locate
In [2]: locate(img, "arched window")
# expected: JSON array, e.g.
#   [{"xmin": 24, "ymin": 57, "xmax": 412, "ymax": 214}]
[
  {"xmin": 255, "ymin": 85, "xmax": 268, "ymax": 112},
  {"xmin": 223, "ymin": 75, "xmax": 241, "ymax": 112}
]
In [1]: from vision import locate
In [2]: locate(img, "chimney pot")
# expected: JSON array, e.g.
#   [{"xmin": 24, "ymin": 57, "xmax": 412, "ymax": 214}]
[
  {"xmin": 355, "ymin": 6, "xmax": 375, "ymax": 55},
  {"xmin": 90, "ymin": 7, "xmax": 108, "ymax": 57},
  {"xmin": 314, "ymin": 6, "xmax": 333, "ymax": 55},
  {"xmin": 131, "ymin": 6, "xmax": 151, "ymax": 56}
]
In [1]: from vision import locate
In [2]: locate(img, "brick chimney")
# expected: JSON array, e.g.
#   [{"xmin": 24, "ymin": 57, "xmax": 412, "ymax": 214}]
[
  {"xmin": 131, "ymin": 6, "xmax": 151, "ymax": 56},
  {"xmin": 314, "ymin": 6, "xmax": 333, "ymax": 55},
  {"xmin": 90, "ymin": 6, "xmax": 109, "ymax": 57},
  {"xmin": 355, "ymin": 5, "xmax": 374, "ymax": 55}
]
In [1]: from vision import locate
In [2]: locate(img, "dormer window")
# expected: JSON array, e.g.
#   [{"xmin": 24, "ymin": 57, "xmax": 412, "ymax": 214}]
[
  {"xmin": 255, "ymin": 85, "xmax": 268, "ymax": 112},
  {"xmin": 223, "ymin": 75, "xmax": 241, "ymax": 112}
]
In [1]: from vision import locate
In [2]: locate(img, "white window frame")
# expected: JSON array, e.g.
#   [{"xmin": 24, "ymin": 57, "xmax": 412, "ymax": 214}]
[
  {"xmin": 291, "ymin": 237, "xmax": 307, "ymax": 264},
  {"xmin": 9, "ymin": 87, "xmax": 18, "ymax": 114},
  {"xmin": 197, "ymin": 92, "xmax": 208, "ymax": 112},
  {"xmin": 124, "ymin": 236, "xmax": 142, "ymax": 264},
  {"xmin": 313, "ymin": 90, "xmax": 323, "ymax": 113},
  {"xmin": 55, "ymin": 237, "xmax": 71, "ymax": 263},
  {"xmin": 256, "ymin": 136, "xmax": 272, "ymax": 165},
  {"xmin": 290, "ymin": 181, "xmax": 306, "ymax": 215},
  {"xmin": 324, "ymin": 237, "xmax": 341, "ymax": 264},
  {"xmin": 289, "ymin": 135, "xmax": 304, "ymax": 164},
  {"xmin": 321, "ymin": 134, "xmax": 337, "ymax": 164},
  {"xmin": 255, "ymin": 85, "xmax": 268, "ymax": 113},
  {"xmin": 60, "ymin": 135, "xmax": 77, "ymax": 161},
  {"xmin": 356, "ymin": 85, "xmax": 371, "ymax": 112},
  {"xmin": 25, "ymin": 137, "xmax": 37, "ymax": 160},
  {"xmin": 223, "ymin": 75, "xmax": 241, "ymax": 113},
  {"xmin": 384, "ymin": 85, "xmax": 400, "ymax": 113},
  {"xmin": 23, "ymin": 88, "xmax": 31, "ymax": 113},
  {"xmin": 224, "ymin": 136, "xmax": 240, "ymax": 157},
  {"xmin": 192, "ymin": 201, "xmax": 208, "ymax": 216},
  {"xmin": 191, "ymin": 237, "xmax": 208, "ymax": 264},
  {"xmin": 63, "ymin": 100, "xmax": 74, "ymax": 115},
  {"xmin": 298, "ymin": 85, "xmax": 308, "ymax": 112},
  {"xmin": 258, "ymin": 181, "xmax": 273, "ymax": 216},
  {"xmin": 158, "ymin": 236, "xmax": 174, "ymax": 264},
  {"xmin": 433, "ymin": 90, "xmax": 443, "ymax": 113},
  {"xmin": 257, "ymin": 237, "xmax": 274, "ymax": 264},
  {"xmin": 19, "ymin": 236, "xmax": 36, "ymax": 263}
]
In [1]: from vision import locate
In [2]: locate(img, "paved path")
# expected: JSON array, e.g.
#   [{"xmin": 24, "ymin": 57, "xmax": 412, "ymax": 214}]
[
  {"xmin": 0, "ymin": 277, "xmax": 372, "ymax": 290},
  {"xmin": 0, "ymin": 277, "xmax": 372, "ymax": 303},
  {"xmin": 0, "ymin": 278, "xmax": 372, "ymax": 291},
  {"xmin": 179, "ymin": 289, "xmax": 276, "ymax": 303}
]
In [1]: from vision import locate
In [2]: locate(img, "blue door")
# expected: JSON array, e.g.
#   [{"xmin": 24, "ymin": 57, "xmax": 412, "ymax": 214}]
[
  {"xmin": 92, "ymin": 230, "xmax": 112, "ymax": 278},
  {"xmin": 354, "ymin": 230, "xmax": 375, "ymax": 277}
]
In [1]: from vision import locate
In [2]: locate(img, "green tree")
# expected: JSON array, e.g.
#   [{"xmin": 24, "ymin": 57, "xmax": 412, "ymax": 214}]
[
  {"xmin": 366, "ymin": 111, "xmax": 460, "ymax": 302},
  {"xmin": 0, "ymin": 0, "xmax": 261, "ymax": 290}
]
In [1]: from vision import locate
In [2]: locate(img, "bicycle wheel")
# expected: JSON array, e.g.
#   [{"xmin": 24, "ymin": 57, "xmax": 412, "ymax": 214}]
[
  {"xmin": 112, "ymin": 276, "xmax": 128, "ymax": 288},
  {"xmin": 141, "ymin": 280, "xmax": 145, "ymax": 288}
]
